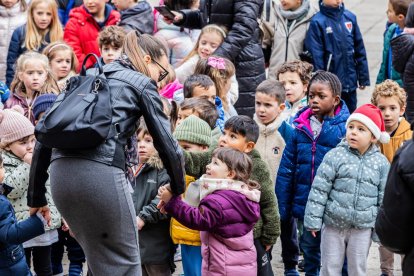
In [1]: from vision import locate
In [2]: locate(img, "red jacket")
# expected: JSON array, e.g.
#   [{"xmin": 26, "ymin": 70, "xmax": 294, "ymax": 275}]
[{"xmin": 63, "ymin": 5, "xmax": 120, "ymax": 71}]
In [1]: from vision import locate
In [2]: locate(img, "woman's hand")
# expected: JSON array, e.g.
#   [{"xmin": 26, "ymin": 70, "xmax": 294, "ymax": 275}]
[{"xmin": 162, "ymin": 11, "xmax": 183, "ymax": 24}]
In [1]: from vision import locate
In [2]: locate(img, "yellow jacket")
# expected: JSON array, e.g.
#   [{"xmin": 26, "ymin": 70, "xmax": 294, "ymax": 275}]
[
  {"xmin": 380, "ymin": 118, "xmax": 413, "ymax": 162},
  {"xmin": 170, "ymin": 175, "xmax": 201, "ymax": 246}
]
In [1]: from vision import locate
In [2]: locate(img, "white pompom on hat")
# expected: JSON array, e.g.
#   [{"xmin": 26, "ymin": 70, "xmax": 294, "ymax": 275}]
[{"xmin": 346, "ymin": 104, "xmax": 390, "ymax": 144}]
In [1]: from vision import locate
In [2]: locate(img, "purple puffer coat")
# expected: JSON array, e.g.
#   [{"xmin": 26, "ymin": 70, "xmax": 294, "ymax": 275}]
[{"xmin": 165, "ymin": 189, "xmax": 260, "ymax": 275}]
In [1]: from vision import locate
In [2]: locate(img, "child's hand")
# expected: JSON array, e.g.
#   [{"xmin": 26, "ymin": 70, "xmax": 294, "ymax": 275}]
[
  {"xmin": 311, "ymin": 230, "xmax": 318, "ymax": 238},
  {"xmin": 62, "ymin": 218, "xmax": 70, "ymax": 232},
  {"xmin": 23, "ymin": 152, "xmax": 33, "ymax": 165},
  {"xmin": 159, "ymin": 186, "xmax": 173, "ymax": 204},
  {"xmin": 137, "ymin": 217, "xmax": 145, "ymax": 231}
]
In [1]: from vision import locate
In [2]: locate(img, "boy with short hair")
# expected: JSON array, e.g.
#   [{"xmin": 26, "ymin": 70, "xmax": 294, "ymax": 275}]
[
  {"xmin": 173, "ymin": 74, "xmax": 217, "ymax": 105},
  {"xmin": 376, "ymin": 0, "xmax": 411, "ymax": 86},
  {"xmin": 371, "ymin": 79, "xmax": 412, "ymax": 276},
  {"xmin": 171, "ymin": 114, "xmax": 211, "ymax": 276},
  {"xmin": 98, "ymin": 25, "xmax": 126, "ymax": 65},
  {"xmin": 64, "ymin": 0, "xmax": 120, "ymax": 71},
  {"xmin": 304, "ymin": 0, "xmax": 370, "ymax": 113},
  {"xmin": 183, "ymin": 74, "xmax": 217, "ymax": 104},
  {"xmin": 182, "ymin": 115, "xmax": 280, "ymax": 276},
  {"xmin": 254, "ymin": 79, "xmax": 292, "ymax": 184},
  {"xmin": 112, "ymin": 0, "xmax": 153, "ymax": 34}
]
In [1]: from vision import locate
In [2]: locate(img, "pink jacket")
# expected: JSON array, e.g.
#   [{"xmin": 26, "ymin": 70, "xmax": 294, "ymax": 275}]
[{"xmin": 201, "ymin": 230, "xmax": 257, "ymax": 275}]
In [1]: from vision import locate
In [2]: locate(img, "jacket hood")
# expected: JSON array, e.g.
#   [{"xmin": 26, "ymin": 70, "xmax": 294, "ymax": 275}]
[
  {"xmin": 319, "ymin": 1, "xmax": 344, "ymax": 19},
  {"xmin": 144, "ymin": 153, "xmax": 164, "ymax": 170},
  {"xmin": 391, "ymin": 34, "xmax": 414, "ymax": 73},
  {"xmin": 337, "ymin": 138, "xmax": 380, "ymax": 157},
  {"xmin": 69, "ymin": 4, "xmax": 118, "ymax": 24},
  {"xmin": 121, "ymin": 0, "xmax": 151, "ymax": 19},
  {"xmin": 199, "ymin": 176, "xmax": 261, "ymax": 203},
  {"xmin": 294, "ymin": 100, "xmax": 350, "ymax": 134},
  {"xmin": 253, "ymin": 114, "xmax": 284, "ymax": 135},
  {"xmin": 2, "ymin": 150, "xmax": 22, "ymax": 167},
  {"xmin": 395, "ymin": 118, "xmax": 412, "ymax": 138},
  {"xmin": 212, "ymin": 189, "xmax": 260, "ymax": 225}
]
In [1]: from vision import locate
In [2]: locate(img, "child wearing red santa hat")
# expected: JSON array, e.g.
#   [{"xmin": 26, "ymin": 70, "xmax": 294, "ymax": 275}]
[{"xmin": 304, "ymin": 104, "xmax": 391, "ymax": 276}]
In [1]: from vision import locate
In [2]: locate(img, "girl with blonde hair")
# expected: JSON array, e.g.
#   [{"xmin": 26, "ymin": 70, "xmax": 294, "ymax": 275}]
[
  {"xmin": 42, "ymin": 41, "xmax": 78, "ymax": 90},
  {"xmin": 175, "ymin": 24, "xmax": 239, "ymax": 105},
  {"xmin": 6, "ymin": 0, "xmax": 63, "ymax": 85},
  {"xmin": 5, "ymin": 51, "xmax": 59, "ymax": 124}
]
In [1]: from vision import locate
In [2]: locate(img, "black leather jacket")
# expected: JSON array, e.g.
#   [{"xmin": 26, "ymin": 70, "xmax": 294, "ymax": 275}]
[{"xmin": 27, "ymin": 62, "xmax": 186, "ymax": 207}]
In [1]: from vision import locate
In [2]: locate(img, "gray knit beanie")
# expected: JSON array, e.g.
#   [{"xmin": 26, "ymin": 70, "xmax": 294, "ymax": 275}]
[{"xmin": 174, "ymin": 115, "xmax": 212, "ymax": 147}]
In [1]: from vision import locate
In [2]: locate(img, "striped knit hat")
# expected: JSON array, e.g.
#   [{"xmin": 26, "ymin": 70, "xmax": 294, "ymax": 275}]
[
  {"xmin": 174, "ymin": 115, "xmax": 212, "ymax": 147},
  {"xmin": 0, "ymin": 106, "xmax": 34, "ymax": 146}
]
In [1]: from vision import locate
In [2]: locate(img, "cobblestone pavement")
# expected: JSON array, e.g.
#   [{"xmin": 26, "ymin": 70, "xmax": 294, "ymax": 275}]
[{"xmin": 59, "ymin": 1, "xmax": 402, "ymax": 275}]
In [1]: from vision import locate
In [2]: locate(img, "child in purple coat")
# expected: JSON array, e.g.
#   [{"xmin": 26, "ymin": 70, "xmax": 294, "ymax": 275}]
[{"xmin": 159, "ymin": 147, "xmax": 261, "ymax": 276}]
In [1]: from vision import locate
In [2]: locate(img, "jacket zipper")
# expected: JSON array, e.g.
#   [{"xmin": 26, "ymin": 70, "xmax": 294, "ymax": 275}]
[
  {"xmin": 352, "ymin": 154, "xmax": 363, "ymax": 223},
  {"xmin": 297, "ymin": 125, "xmax": 321, "ymax": 184}
]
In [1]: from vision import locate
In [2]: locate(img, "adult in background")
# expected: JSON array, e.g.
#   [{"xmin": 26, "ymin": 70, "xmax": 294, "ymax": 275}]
[
  {"xmin": 27, "ymin": 32, "xmax": 186, "ymax": 275},
  {"xmin": 167, "ymin": 0, "xmax": 265, "ymax": 117},
  {"xmin": 391, "ymin": 2, "xmax": 414, "ymax": 122},
  {"xmin": 375, "ymin": 135, "xmax": 414, "ymax": 275}
]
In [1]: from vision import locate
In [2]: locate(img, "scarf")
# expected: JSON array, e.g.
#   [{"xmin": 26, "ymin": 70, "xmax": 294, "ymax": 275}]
[{"xmin": 278, "ymin": 0, "xmax": 310, "ymax": 21}]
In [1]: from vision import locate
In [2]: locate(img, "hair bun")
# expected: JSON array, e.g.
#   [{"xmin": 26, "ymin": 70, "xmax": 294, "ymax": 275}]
[{"xmin": 10, "ymin": 105, "xmax": 25, "ymax": 115}]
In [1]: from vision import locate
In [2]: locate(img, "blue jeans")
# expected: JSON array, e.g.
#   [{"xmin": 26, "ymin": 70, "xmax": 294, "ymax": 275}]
[
  {"xmin": 181, "ymin": 245, "xmax": 202, "ymax": 276},
  {"xmin": 300, "ymin": 228, "xmax": 321, "ymax": 276}
]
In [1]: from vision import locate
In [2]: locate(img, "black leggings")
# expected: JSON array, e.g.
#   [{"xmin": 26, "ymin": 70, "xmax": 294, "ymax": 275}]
[{"xmin": 25, "ymin": 246, "xmax": 52, "ymax": 276}]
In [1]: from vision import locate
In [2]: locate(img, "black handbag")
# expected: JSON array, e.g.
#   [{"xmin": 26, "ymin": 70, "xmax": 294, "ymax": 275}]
[{"xmin": 35, "ymin": 54, "xmax": 112, "ymax": 149}]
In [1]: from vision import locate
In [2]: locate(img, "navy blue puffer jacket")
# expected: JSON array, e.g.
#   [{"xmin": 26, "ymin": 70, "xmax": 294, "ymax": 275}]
[
  {"xmin": 304, "ymin": 2, "xmax": 370, "ymax": 93},
  {"xmin": 276, "ymin": 101, "xmax": 349, "ymax": 221}
]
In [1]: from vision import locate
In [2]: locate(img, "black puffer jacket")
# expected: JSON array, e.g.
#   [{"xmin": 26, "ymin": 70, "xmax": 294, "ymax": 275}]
[
  {"xmin": 375, "ymin": 137, "xmax": 414, "ymax": 275},
  {"xmin": 178, "ymin": 0, "xmax": 265, "ymax": 117},
  {"xmin": 28, "ymin": 61, "xmax": 186, "ymax": 208},
  {"xmin": 391, "ymin": 34, "xmax": 414, "ymax": 123}
]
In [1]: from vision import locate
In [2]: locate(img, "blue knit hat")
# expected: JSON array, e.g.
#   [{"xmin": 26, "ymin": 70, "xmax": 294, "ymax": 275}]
[{"xmin": 32, "ymin": 94, "xmax": 57, "ymax": 121}]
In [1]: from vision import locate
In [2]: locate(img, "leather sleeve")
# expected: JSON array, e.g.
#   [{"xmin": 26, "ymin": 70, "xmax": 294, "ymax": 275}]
[
  {"xmin": 27, "ymin": 142, "xmax": 52, "ymax": 207},
  {"xmin": 174, "ymin": 9, "xmax": 205, "ymax": 29},
  {"xmin": 138, "ymin": 80, "xmax": 186, "ymax": 195}
]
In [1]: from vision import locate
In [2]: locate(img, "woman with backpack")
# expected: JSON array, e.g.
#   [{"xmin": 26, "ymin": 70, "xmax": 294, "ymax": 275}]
[{"xmin": 26, "ymin": 32, "xmax": 186, "ymax": 275}]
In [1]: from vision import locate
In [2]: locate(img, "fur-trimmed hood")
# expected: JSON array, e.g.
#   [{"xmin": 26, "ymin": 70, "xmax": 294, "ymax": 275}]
[{"xmin": 145, "ymin": 153, "xmax": 164, "ymax": 170}]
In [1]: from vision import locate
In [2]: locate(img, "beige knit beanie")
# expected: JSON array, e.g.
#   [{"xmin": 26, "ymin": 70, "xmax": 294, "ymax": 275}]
[{"xmin": 0, "ymin": 106, "xmax": 35, "ymax": 146}]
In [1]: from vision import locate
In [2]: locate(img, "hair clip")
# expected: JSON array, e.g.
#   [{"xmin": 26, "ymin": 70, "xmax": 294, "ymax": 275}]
[{"xmin": 207, "ymin": 57, "xmax": 226, "ymax": 70}]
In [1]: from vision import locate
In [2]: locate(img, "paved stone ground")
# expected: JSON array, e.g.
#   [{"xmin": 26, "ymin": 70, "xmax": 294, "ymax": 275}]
[{"xmin": 58, "ymin": 1, "xmax": 403, "ymax": 275}]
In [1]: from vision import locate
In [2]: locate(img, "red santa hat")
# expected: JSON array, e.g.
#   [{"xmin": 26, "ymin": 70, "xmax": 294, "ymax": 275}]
[{"xmin": 346, "ymin": 104, "xmax": 390, "ymax": 144}]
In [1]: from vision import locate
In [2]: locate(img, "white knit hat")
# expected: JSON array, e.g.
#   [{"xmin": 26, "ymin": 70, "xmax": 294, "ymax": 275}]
[
  {"xmin": 346, "ymin": 104, "xmax": 390, "ymax": 144},
  {"xmin": 0, "ymin": 106, "xmax": 34, "ymax": 145}
]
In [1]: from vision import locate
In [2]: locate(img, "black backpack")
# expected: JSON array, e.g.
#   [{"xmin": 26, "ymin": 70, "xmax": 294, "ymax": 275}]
[{"xmin": 35, "ymin": 54, "xmax": 112, "ymax": 149}]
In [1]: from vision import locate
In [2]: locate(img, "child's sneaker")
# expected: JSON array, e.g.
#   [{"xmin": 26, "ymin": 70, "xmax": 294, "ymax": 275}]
[{"xmin": 284, "ymin": 268, "xmax": 300, "ymax": 276}]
